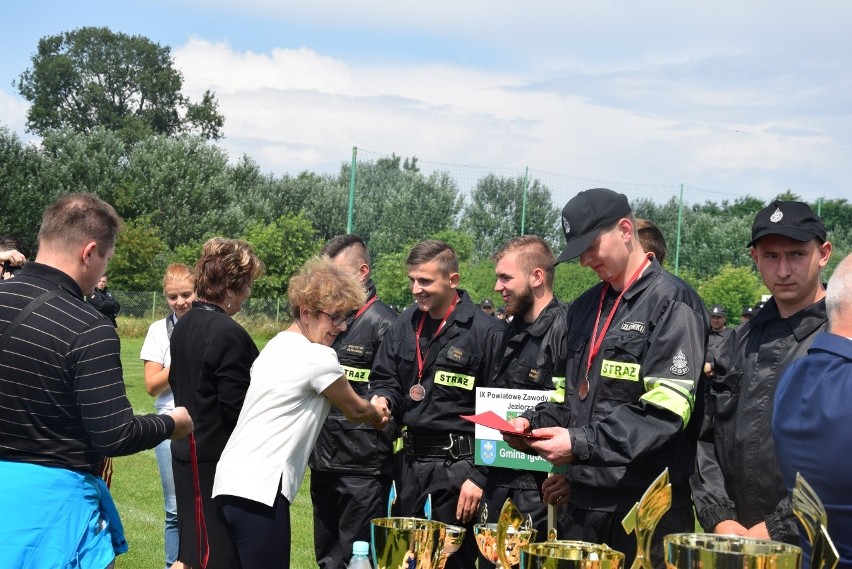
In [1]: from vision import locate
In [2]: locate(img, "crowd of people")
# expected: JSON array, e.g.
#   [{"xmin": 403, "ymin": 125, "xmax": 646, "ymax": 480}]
[{"xmin": 0, "ymin": 189, "xmax": 848, "ymax": 569}]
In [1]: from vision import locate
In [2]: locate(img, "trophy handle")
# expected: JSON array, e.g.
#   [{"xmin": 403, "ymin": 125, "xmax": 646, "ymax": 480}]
[
  {"xmin": 621, "ymin": 468, "xmax": 672, "ymax": 569},
  {"xmin": 497, "ymin": 498, "xmax": 526, "ymax": 569},
  {"xmin": 792, "ymin": 473, "xmax": 839, "ymax": 569}
]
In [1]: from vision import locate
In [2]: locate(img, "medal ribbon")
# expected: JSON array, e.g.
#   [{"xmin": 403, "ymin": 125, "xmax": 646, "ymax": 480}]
[
  {"xmin": 352, "ymin": 294, "xmax": 378, "ymax": 322},
  {"xmin": 415, "ymin": 293, "xmax": 459, "ymax": 381},
  {"xmin": 585, "ymin": 258, "xmax": 651, "ymax": 379}
]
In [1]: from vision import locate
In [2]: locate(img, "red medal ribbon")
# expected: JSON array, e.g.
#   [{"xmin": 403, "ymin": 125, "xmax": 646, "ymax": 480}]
[
  {"xmin": 415, "ymin": 293, "xmax": 459, "ymax": 381},
  {"xmin": 585, "ymin": 258, "xmax": 651, "ymax": 379},
  {"xmin": 352, "ymin": 294, "xmax": 378, "ymax": 322}
]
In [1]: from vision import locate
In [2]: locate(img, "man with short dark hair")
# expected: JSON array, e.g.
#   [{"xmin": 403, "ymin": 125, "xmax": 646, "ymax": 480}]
[
  {"xmin": 369, "ymin": 240, "xmax": 504, "ymax": 569},
  {"xmin": 704, "ymin": 304, "xmax": 732, "ymax": 378},
  {"xmin": 88, "ymin": 273, "xmax": 121, "ymax": 327},
  {"xmin": 692, "ymin": 200, "xmax": 833, "ymax": 542},
  {"xmin": 0, "ymin": 193, "xmax": 193, "ymax": 568},
  {"xmin": 480, "ymin": 235, "xmax": 570, "ymax": 565},
  {"xmin": 309, "ymin": 234, "xmax": 398, "ymax": 569},
  {"xmin": 506, "ymin": 188, "xmax": 709, "ymax": 567}
]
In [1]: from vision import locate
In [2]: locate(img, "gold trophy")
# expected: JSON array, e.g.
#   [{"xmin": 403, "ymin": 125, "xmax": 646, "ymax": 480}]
[
  {"xmin": 521, "ymin": 541, "xmax": 625, "ymax": 569},
  {"xmin": 663, "ymin": 534, "xmax": 801, "ymax": 569},
  {"xmin": 475, "ymin": 500, "xmax": 538, "ymax": 568},
  {"xmin": 371, "ymin": 517, "xmax": 447, "ymax": 569},
  {"xmin": 622, "ymin": 468, "xmax": 672, "ymax": 569},
  {"xmin": 436, "ymin": 524, "xmax": 466, "ymax": 569},
  {"xmin": 792, "ymin": 473, "xmax": 839, "ymax": 569}
]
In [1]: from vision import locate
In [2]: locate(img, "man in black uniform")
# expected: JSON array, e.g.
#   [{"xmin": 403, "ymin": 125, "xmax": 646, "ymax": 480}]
[
  {"xmin": 505, "ymin": 188, "xmax": 709, "ymax": 567},
  {"xmin": 309, "ymin": 235, "xmax": 398, "ymax": 569},
  {"xmin": 480, "ymin": 235, "xmax": 569, "ymax": 566},
  {"xmin": 88, "ymin": 274, "xmax": 120, "ymax": 327},
  {"xmin": 369, "ymin": 240, "xmax": 504, "ymax": 569},
  {"xmin": 691, "ymin": 201, "xmax": 833, "ymax": 542},
  {"xmin": 703, "ymin": 304, "xmax": 732, "ymax": 378}
]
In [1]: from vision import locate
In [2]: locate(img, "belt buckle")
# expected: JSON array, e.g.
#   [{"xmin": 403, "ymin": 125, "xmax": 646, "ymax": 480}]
[{"xmin": 443, "ymin": 434, "xmax": 460, "ymax": 460}]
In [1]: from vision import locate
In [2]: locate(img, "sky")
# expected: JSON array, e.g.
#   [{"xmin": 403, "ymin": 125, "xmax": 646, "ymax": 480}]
[{"xmin": 2, "ymin": 0, "xmax": 852, "ymax": 204}]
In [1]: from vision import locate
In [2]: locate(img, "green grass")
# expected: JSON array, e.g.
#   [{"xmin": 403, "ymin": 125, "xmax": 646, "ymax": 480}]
[{"xmin": 112, "ymin": 334, "xmax": 316, "ymax": 569}]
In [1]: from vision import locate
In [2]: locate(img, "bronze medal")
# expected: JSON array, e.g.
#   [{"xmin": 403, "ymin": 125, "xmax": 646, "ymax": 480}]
[
  {"xmin": 409, "ymin": 384, "xmax": 425, "ymax": 401},
  {"xmin": 578, "ymin": 376, "xmax": 590, "ymax": 401}
]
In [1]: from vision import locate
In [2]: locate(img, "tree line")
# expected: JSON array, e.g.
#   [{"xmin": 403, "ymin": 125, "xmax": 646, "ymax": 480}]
[{"xmin": 2, "ymin": 26, "xmax": 850, "ymax": 322}]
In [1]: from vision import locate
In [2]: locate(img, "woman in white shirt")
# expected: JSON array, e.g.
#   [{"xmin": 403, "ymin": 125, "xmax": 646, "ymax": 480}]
[
  {"xmin": 140, "ymin": 264, "xmax": 196, "ymax": 569},
  {"xmin": 213, "ymin": 256, "xmax": 389, "ymax": 569}
]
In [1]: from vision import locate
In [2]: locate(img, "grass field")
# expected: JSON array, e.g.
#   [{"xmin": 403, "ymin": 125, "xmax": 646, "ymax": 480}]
[{"xmin": 112, "ymin": 335, "xmax": 317, "ymax": 569}]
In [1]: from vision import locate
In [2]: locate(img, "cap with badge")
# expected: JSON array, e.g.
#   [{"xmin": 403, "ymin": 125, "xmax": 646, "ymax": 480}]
[
  {"xmin": 741, "ymin": 306, "xmax": 755, "ymax": 318},
  {"xmin": 480, "ymin": 298, "xmax": 494, "ymax": 308},
  {"xmin": 748, "ymin": 200, "xmax": 827, "ymax": 248},
  {"xmin": 557, "ymin": 188, "xmax": 632, "ymax": 263},
  {"xmin": 710, "ymin": 304, "xmax": 726, "ymax": 317}
]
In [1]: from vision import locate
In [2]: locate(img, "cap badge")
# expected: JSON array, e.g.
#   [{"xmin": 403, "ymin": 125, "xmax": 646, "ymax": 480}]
[
  {"xmin": 562, "ymin": 214, "xmax": 571, "ymax": 234},
  {"xmin": 769, "ymin": 207, "xmax": 784, "ymax": 223}
]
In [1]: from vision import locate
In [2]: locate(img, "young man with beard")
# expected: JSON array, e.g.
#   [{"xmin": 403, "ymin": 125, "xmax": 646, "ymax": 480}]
[
  {"xmin": 505, "ymin": 188, "xmax": 708, "ymax": 568},
  {"xmin": 369, "ymin": 240, "xmax": 504, "ymax": 569},
  {"xmin": 692, "ymin": 201, "xmax": 832, "ymax": 542},
  {"xmin": 309, "ymin": 235, "xmax": 398, "ymax": 569},
  {"xmin": 479, "ymin": 236, "xmax": 570, "ymax": 567}
]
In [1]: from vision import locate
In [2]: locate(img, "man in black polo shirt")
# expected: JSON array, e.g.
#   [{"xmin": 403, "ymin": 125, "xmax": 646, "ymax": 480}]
[
  {"xmin": 309, "ymin": 235, "xmax": 398, "ymax": 569},
  {"xmin": 370, "ymin": 240, "xmax": 504, "ymax": 569},
  {"xmin": 0, "ymin": 193, "xmax": 193, "ymax": 567}
]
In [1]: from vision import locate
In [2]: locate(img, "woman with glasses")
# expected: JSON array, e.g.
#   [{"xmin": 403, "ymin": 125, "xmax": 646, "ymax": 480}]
[
  {"xmin": 169, "ymin": 238, "xmax": 264, "ymax": 569},
  {"xmin": 213, "ymin": 256, "xmax": 390, "ymax": 569}
]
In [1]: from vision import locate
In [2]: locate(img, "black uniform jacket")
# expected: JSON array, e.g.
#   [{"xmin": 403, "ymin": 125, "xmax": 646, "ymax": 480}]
[
  {"xmin": 487, "ymin": 296, "xmax": 570, "ymax": 489},
  {"xmin": 525, "ymin": 259, "xmax": 709, "ymax": 511},
  {"xmin": 310, "ymin": 282, "xmax": 398, "ymax": 476},
  {"xmin": 368, "ymin": 289, "xmax": 504, "ymax": 442},
  {"xmin": 691, "ymin": 297, "xmax": 827, "ymax": 543}
]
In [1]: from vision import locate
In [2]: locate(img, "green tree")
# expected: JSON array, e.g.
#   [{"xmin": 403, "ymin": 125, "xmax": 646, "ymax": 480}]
[
  {"xmin": 0, "ymin": 124, "xmax": 47, "ymax": 245},
  {"xmin": 16, "ymin": 27, "xmax": 224, "ymax": 143},
  {"xmin": 372, "ymin": 249, "xmax": 414, "ymax": 309},
  {"xmin": 460, "ymin": 174, "xmax": 560, "ymax": 260},
  {"xmin": 242, "ymin": 214, "xmax": 320, "ymax": 299},
  {"xmin": 108, "ymin": 218, "xmax": 168, "ymax": 290},
  {"xmin": 697, "ymin": 265, "xmax": 767, "ymax": 325},
  {"xmin": 552, "ymin": 262, "xmax": 603, "ymax": 304}
]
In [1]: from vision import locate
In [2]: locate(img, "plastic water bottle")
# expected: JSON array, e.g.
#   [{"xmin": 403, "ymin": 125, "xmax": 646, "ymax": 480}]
[{"xmin": 347, "ymin": 541, "xmax": 373, "ymax": 569}]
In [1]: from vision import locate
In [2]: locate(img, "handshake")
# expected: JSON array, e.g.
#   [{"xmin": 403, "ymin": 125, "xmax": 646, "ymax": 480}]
[{"xmin": 369, "ymin": 395, "xmax": 392, "ymax": 430}]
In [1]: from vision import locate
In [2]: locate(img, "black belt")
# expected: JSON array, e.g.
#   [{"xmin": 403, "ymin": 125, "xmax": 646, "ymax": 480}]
[{"xmin": 403, "ymin": 431, "xmax": 473, "ymax": 460}]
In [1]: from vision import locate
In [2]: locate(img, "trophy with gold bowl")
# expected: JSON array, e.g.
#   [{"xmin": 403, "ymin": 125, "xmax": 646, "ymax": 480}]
[
  {"xmin": 521, "ymin": 541, "xmax": 625, "ymax": 569},
  {"xmin": 371, "ymin": 517, "xmax": 446, "ymax": 569},
  {"xmin": 436, "ymin": 524, "xmax": 466, "ymax": 569},
  {"xmin": 475, "ymin": 500, "xmax": 538, "ymax": 568}
]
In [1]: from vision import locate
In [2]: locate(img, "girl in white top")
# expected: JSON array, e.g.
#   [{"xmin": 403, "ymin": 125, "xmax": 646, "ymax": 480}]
[
  {"xmin": 213, "ymin": 257, "xmax": 390, "ymax": 569},
  {"xmin": 140, "ymin": 264, "xmax": 196, "ymax": 569}
]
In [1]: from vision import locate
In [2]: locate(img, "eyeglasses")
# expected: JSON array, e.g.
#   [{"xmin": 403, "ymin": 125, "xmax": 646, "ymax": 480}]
[{"xmin": 319, "ymin": 310, "xmax": 354, "ymax": 327}]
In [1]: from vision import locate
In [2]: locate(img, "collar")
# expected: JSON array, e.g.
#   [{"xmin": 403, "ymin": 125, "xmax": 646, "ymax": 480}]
[
  {"xmin": 620, "ymin": 256, "xmax": 663, "ymax": 301},
  {"xmin": 407, "ymin": 288, "xmax": 475, "ymax": 328},
  {"xmin": 515, "ymin": 296, "xmax": 564, "ymax": 338},
  {"xmin": 364, "ymin": 279, "xmax": 377, "ymax": 300},
  {"xmin": 14, "ymin": 261, "xmax": 84, "ymax": 298},
  {"xmin": 808, "ymin": 332, "xmax": 852, "ymax": 361},
  {"xmin": 750, "ymin": 296, "xmax": 827, "ymax": 342}
]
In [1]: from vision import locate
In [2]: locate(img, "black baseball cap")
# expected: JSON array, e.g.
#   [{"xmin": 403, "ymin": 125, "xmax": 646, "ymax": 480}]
[
  {"xmin": 480, "ymin": 298, "xmax": 494, "ymax": 308},
  {"xmin": 748, "ymin": 200, "xmax": 826, "ymax": 248},
  {"xmin": 556, "ymin": 188, "xmax": 632, "ymax": 264},
  {"xmin": 710, "ymin": 304, "xmax": 726, "ymax": 316},
  {"xmin": 741, "ymin": 306, "xmax": 755, "ymax": 317}
]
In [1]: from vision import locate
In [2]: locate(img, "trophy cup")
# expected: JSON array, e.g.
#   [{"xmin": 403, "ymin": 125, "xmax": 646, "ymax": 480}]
[
  {"xmin": 371, "ymin": 517, "xmax": 447, "ymax": 569},
  {"xmin": 436, "ymin": 524, "xmax": 466, "ymax": 569},
  {"xmin": 663, "ymin": 534, "xmax": 801, "ymax": 569},
  {"xmin": 621, "ymin": 468, "xmax": 672, "ymax": 569},
  {"xmin": 792, "ymin": 473, "xmax": 839, "ymax": 569},
  {"xmin": 521, "ymin": 541, "xmax": 625, "ymax": 569},
  {"xmin": 475, "ymin": 499, "xmax": 538, "ymax": 568}
]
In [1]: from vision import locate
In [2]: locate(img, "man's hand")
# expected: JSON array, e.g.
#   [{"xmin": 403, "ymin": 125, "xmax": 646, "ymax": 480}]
[
  {"xmin": 168, "ymin": 407, "xmax": 194, "ymax": 439},
  {"xmin": 502, "ymin": 417, "xmax": 532, "ymax": 451},
  {"xmin": 541, "ymin": 475, "xmax": 571, "ymax": 507},
  {"xmin": 456, "ymin": 479, "xmax": 483, "ymax": 523},
  {"xmin": 0, "ymin": 249, "xmax": 25, "ymax": 266},
  {"xmin": 713, "ymin": 519, "xmax": 748, "ymax": 535},
  {"xmin": 745, "ymin": 521, "xmax": 770, "ymax": 538},
  {"xmin": 370, "ymin": 395, "xmax": 391, "ymax": 430},
  {"xmin": 527, "ymin": 427, "xmax": 574, "ymax": 466}
]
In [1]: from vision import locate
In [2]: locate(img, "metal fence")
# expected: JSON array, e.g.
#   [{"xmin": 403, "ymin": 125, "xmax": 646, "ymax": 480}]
[{"xmin": 112, "ymin": 291, "xmax": 289, "ymax": 322}]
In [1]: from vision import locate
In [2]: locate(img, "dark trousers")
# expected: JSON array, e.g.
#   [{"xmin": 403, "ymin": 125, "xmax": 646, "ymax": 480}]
[
  {"xmin": 217, "ymin": 492, "xmax": 291, "ymax": 569},
  {"xmin": 559, "ymin": 504, "xmax": 694, "ymax": 569},
  {"xmin": 394, "ymin": 454, "xmax": 479, "ymax": 569},
  {"xmin": 173, "ymin": 457, "xmax": 236, "ymax": 569},
  {"xmin": 479, "ymin": 481, "xmax": 550, "ymax": 569},
  {"xmin": 310, "ymin": 470, "xmax": 390, "ymax": 569}
]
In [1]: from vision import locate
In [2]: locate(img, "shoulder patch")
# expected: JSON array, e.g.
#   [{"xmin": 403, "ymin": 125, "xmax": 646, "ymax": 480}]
[
  {"xmin": 669, "ymin": 348, "xmax": 689, "ymax": 376},
  {"xmin": 620, "ymin": 322, "xmax": 646, "ymax": 334},
  {"xmin": 448, "ymin": 346, "xmax": 465, "ymax": 362}
]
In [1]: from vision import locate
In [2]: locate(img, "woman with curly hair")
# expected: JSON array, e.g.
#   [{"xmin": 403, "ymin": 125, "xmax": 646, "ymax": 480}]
[
  {"xmin": 213, "ymin": 256, "xmax": 390, "ymax": 569},
  {"xmin": 169, "ymin": 238, "xmax": 264, "ymax": 569}
]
